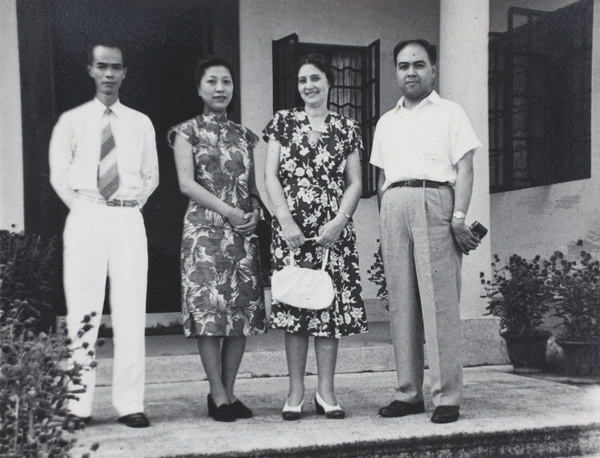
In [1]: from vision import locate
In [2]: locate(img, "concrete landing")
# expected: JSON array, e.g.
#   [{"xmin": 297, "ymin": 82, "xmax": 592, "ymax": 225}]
[{"xmin": 70, "ymin": 365, "xmax": 600, "ymax": 458}]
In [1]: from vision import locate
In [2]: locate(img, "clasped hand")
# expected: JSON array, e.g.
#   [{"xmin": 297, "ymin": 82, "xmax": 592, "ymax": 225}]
[
  {"xmin": 229, "ymin": 209, "xmax": 259, "ymax": 237},
  {"xmin": 282, "ymin": 219, "xmax": 344, "ymax": 251},
  {"xmin": 316, "ymin": 219, "xmax": 344, "ymax": 249}
]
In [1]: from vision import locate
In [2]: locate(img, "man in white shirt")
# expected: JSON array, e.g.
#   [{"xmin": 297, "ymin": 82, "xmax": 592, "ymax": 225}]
[
  {"xmin": 49, "ymin": 39, "xmax": 158, "ymax": 428},
  {"xmin": 370, "ymin": 39, "xmax": 481, "ymax": 424}
]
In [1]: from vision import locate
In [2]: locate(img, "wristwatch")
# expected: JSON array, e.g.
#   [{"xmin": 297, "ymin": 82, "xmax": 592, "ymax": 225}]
[{"xmin": 452, "ymin": 210, "xmax": 466, "ymax": 220}]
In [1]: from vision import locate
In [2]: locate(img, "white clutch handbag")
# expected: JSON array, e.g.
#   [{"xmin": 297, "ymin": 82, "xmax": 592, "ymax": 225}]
[{"xmin": 271, "ymin": 248, "xmax": 335, "ymax": 310}]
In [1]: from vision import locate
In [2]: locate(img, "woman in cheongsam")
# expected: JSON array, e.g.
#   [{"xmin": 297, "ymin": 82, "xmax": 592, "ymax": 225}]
[
  {"xmin": 263, "ymin": 53, "xmax": 368, "ymax": 421},
  {"xmin": 169, "ymin": 56, "xmax": 266, "ymax": 423}
]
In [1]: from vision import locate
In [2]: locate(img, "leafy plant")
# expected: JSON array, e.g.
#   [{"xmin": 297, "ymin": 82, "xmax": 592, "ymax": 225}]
[
  {"xmin": 0, "ymin": 229, "xmax": 99, "ymax": 457},
  {"xmin": 481, "ymin": 253, "xmax": 553, "ymax": 335},
  {"xmin": 367, "ymin": 240, "xmax": 388, "ymax": 309},
  {"xmin": 0, "ymin": 305, "xmax": 101, "ymax": 457},
  {"xmin": 548, "ymin": 240, "xmax": 600, "ymax": 343},
  {"xmin": 0, "ymin": 229, "xmax": 59, "ymax": 332}
]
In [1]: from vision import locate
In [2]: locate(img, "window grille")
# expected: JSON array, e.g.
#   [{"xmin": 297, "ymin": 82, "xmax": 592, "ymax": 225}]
[{"xmin": 488, "ymin": 0, "xmax": 592, "ymax": 193}]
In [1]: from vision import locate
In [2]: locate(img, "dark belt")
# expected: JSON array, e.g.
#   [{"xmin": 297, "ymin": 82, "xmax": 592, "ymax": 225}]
[{"xmin": 389, "ymin": 179, "xmax": 449, "ymax": 189}]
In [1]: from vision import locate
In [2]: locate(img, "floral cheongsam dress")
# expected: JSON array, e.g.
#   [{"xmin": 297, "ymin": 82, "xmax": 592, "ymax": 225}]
[
  {"xmin": 168, "ymin": 113, "xmax": 266, "ymax": 337},
  {"xmin": 263, "ymin": 108, "xmax": 368, "ymax": 338}
]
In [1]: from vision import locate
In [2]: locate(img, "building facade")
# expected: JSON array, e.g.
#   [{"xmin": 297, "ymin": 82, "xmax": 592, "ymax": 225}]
[{"xmin": 1, "ymin": 0, "xmax": 596, "ymax": 364}]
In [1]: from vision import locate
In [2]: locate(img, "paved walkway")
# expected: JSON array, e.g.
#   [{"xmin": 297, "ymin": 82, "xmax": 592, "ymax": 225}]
[{"xmin": 68, "ymin": 335, "xmax": 600, "ymax": 458}]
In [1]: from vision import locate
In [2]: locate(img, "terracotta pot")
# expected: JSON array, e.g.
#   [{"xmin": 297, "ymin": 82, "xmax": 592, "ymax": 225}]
[
  {"xmin": 558, "ymin": 340, "xmax": 600, "ymax": 377},
  {"xmin": 501, "ymin": 332, "xmax": 551, "ymax": 374}
]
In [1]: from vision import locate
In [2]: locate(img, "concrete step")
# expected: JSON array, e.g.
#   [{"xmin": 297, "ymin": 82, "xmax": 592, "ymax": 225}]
[
  {"xmin": 94, "ymin": 319, "xmax": 509, "ymax": 386},
  {"xmin": 72, "ymin": 368, "xmax": 600, "ymax": 458}
]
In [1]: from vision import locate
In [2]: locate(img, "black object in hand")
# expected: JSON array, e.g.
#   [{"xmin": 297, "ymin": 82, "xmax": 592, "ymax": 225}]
[{"xmin": 469, "ymin": 221, "xmax": 488, "ymax": 240}]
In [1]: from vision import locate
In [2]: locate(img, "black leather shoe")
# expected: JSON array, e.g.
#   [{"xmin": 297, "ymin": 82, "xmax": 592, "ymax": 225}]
[
  {"xmin": 62, "ymin": 414, "xmax": 92, "ymax": 431},
  {"xmin": 207, "ymin": 394, "xmax": 235, "ymax": 422},
  {"xmin": 431, "ymin": 405, "xmax": 460, "ymax": 423},
  {"xmin": 230, "ymin": 400, "xmax": 253, "ymax": 419},
  {"xmin": 117, "ymin": 412, "xmax": 150, "ymax": 428},
  {"xmin": 378, "ymin": 400, "xmax": 425, "ymax": 418}
]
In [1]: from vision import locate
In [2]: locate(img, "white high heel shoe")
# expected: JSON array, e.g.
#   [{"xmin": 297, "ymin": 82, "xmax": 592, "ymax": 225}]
[
  {"xmin": 281, "ymin": 398, "xmax": 303, "ymax": 421},
  {"xmin": 315, "ymin": 392, "xmax": 345, "ymax": 419}
]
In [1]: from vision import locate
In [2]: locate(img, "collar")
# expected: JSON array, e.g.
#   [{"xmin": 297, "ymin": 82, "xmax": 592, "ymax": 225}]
[
  {"xmin": 203, "ymin": 111, "xmax": 228, "ymax": 123},
  {"xmin": 395, "ymin": 90, "xmax": 440, "ymax": 112},
  {"xmin": 93, "ymin": 97, "xmax": 123, "ymax": 117}
]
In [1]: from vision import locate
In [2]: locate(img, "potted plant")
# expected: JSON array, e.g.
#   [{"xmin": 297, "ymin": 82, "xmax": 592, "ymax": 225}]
[
  {"xmin": 481, "ymin": 253, "xmax": 553, "ymax": 373},
  {"xmin": 547, "ymin": 240, "xmax": 600, "ymax": 377}
]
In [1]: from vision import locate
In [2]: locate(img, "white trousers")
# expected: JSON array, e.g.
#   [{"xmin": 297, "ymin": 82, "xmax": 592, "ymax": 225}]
[{"xmin": 63, "ymin": 198, "xmax": 147, "ymax": 417}]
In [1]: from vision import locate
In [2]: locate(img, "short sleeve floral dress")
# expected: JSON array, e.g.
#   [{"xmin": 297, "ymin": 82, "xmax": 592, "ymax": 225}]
[
  {"xmin": 168, "ymin": 112, "xmax": 266, "ymax": 337},
  {"xmin": 263, "ymin": 108, "xmax": 368, "ymax": 338}
]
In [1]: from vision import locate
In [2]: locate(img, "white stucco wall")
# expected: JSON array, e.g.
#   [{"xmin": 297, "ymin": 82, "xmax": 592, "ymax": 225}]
[
  {"xmin": 439, "ymin": 0, "xmax": 491, "ymax": 319},
  {"xmin": 239, "ymin": 0, "xmax": 439, "ymax": 299},
  {"xmin": 488, "ymin": 0, "xmax": 599, "ymax": 261},
  {"xmin": 0, "ymin": 0, "xmax": 24, "ymax": 232}
]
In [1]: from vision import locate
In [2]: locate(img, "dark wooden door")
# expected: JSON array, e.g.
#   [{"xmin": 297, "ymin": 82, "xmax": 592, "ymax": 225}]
[{"xmin": 17, "ymin": 0, "xmax": 240, "ymax": 314}]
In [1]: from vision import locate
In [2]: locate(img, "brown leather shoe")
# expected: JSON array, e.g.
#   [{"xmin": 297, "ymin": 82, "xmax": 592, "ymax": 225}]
[
  {"xmin": 378, "ymin": 400, "xmax": 425, "ymax": 418},
  {"xmin": 431, "ymin": 405, "xmax": 460, "ymax": 423},
  {"xmin": 117, "ymin": 412, "xmax": 150, "ymax": 428}
]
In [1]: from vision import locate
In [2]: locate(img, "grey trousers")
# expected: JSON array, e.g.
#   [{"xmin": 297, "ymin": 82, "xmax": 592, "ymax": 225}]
[{"xmin": 380, "ymin": 185, "xmax": 463, "ymax": 407}]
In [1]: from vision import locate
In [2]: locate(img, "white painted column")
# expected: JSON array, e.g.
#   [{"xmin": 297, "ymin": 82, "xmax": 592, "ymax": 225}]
[
  {"xmin": 0, "ymin": 0, "xmax": 25, "ymax": 232},
  {"xmin": 439, "ymin": 0, "xmax": 491, "ymax": 319}
]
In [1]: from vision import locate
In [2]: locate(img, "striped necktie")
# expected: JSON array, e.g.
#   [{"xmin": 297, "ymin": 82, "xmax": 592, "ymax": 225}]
[{"xmin": 98, "ymin": 107, "xmax": 119, "ymax": 200}]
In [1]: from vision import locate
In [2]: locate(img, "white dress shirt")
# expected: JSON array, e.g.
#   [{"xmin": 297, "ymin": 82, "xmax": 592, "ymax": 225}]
[
  {"xmin": 370, "ymin": 90, "xmax": 481, "ymax": 191},
  {"xmin": 49, "ymin": 98, "xmax": 159, "ymax": 208}
]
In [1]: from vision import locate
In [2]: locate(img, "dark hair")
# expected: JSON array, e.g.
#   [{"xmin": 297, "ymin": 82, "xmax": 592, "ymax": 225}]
[
  {"xmin": 192, "ymin": 56, "xmax": 235, "ymax": 114},
  {"xmin": 86, "ymin": 38, "xmax": 125, "ymax": 67},
  {"xmin": 393, "ymin": 39, "xmax": 437, "ymax": 66},
  {"xmin": 193, "ymin": 56, "xmax": 235, "ymax": 90},
  {"xmin": 297, "ymin": 53, "xmax": 335, "ymax": 86}
]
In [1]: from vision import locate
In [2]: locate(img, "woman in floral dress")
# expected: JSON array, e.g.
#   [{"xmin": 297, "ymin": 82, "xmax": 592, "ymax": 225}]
[
  {"xmin": 169, "ymin": 56, "xmax": 266, "ymax": 422},
  {"xmin": 263, "ymin": 53, "xmax": 368, "ymax": 420}
]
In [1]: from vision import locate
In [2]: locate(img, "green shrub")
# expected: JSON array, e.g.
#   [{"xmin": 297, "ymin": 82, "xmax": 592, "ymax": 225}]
[
  {"xmin": 367, "ymin": 240, "xmax": 388, "ymax": 309},
  {"xmin": 0, "ymin": 229, "xmax": 99, "ymax": 457},
  {"xmin": 0, "ymin": 305, "xmax": 100, "ymax": 457},
  {"xmin": 481, "ymin": 253, "xmax": 553, "ymax": 335},
  {"xmin": 548, "ymin": 240, "xmax": 600, "ymax": 343},
  {"xmin": 0, "ymin": 229, "xmax": 59, "ymax": 332}
]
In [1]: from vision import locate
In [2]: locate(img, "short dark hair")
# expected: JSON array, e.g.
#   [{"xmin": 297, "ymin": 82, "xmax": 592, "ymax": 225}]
[
  {"xmin": 86, "ymin": 38, "xmax": 125, "ymax": 67},
  {"xmin": 393, "ymin": 39, "xmax": 437, "ymax": 66},
  {"xmin": 192, "ymin": 55, "xmax": 235, "ymax": 114},
  {"xmin": 193, "ymin": 56, "xmax": 235, "ymax": 90},
  {"xmin": 297, "ymin": 53, "xmax": 335, "ymax": 86}
]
